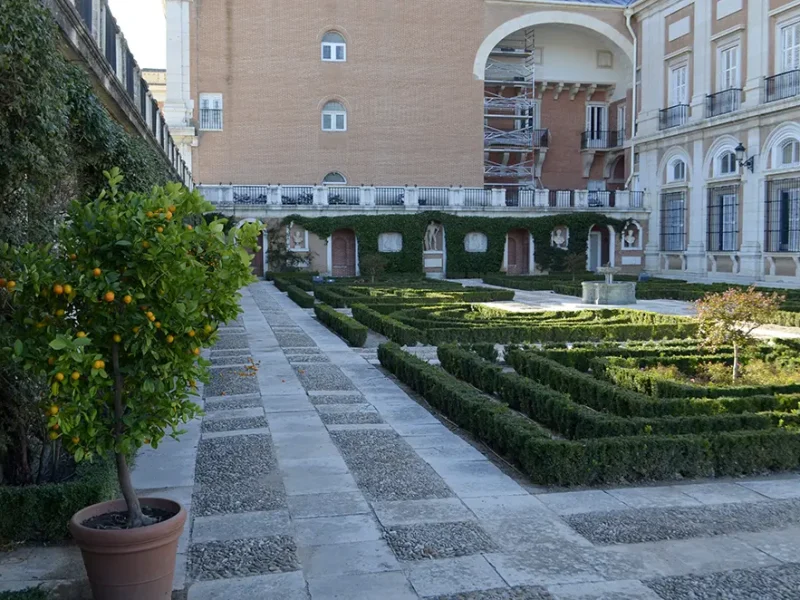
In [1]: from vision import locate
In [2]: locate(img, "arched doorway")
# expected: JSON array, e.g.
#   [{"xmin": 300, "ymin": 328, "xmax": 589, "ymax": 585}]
[
  {"xmin": 587, "ymin": 225, "xmax": 615, "ymax": 272},
  {"xmin": 506, "ymin": 229, "xmax": 531, "ymax": 275},
  {"xmin": 331, "ymin": 229, "xmax": 356, "ymax": 277}
]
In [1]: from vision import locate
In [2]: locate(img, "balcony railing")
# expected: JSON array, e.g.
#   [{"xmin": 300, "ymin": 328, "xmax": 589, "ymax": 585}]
[
  {"xmin": 658, "ymin": 104, "xmax": 689, "ymax": 130},
  {"xmin": 485, "ymin": 59, "xmax": 532, "ymax": 83},
  {"xmin": 199, "ymin": 109, "xmax": 223, "ymax": 131},
  {"xmin": 580, "ymin": 130, "xmax": 623, "ymax": 150},
  {"xmin": 200, "ymin": 185, "xmax": 648, "ymax": 211},
  {"xmin": 765, "ymin": 70, "xmax": 800, "ymax": 103},
  {"xmin": 484, "ymin": 126, "xmax": 549, "ymax": 148},
  {"xmin": 706, "ymin": 89, "xmax": 741, "ymax": 117}
]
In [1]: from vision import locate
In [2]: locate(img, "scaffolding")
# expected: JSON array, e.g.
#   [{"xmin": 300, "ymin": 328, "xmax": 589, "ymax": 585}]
[{"xmin": 484, "ymin": 28, "xmax": 545, "ymax": 189}]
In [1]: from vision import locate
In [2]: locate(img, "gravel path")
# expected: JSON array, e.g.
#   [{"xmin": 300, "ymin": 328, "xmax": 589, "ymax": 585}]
[
  {"xmin": 189, "ymin": 536, "xmax": 298, "ymax": 580},
  {"xmin": 645, "ymin": 563, "xmax": 800, "ymax": 599},
  {"xmin": 384, "ymin": 521, "xmax": 496, "ymax": 560}
]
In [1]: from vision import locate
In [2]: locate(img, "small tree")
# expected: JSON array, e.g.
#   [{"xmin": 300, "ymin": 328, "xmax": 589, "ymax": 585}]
[
  {"xmin": 563, "ymin": 252, "xmax": 587, "ymax": 281},
  {"xmin": 360, "ymin": 253, "xmax": 388, "ymax": 283},
  {"xmin": 0, "ymin": 170, "xmax": 259, "ymax": 526},
  {"xmin": 696, "ymin": 286, "xmax": 784, "ymax": 381}
]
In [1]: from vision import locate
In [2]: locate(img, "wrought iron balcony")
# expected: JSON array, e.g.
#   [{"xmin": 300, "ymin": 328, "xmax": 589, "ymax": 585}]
[
  {"xmin": 580, "ymin": 130, "xmax": 623, "ymax": 150},
  {"xmin": 765, "ymin": 70, "xmax": 800, "ymax": 103},
  {"xmin": 658, "ymin": 104, "xmax": 689, "ymax": 130},
  {"xmin": 484, "ymin": 126, "xmax": 549, "ymax": 148},
  {"xmin": 706, "ymin": 89, "xmax": 741, "ymax": 117},
  {"xmin": 199, "ymin": 109, "xmax": 223, "ymax": 131}
]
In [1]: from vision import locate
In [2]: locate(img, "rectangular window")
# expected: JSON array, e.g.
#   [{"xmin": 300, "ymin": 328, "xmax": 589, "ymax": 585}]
[
  {"xmin": 670, "ymin": 64, "xmax": 688, "ymax": 105},
  {"xmin": 199, "ymin": 93, "xmax": 223, "ymax": 131},
  {"xmin": 321, "ymin": 42, "xmax": 346, "ymax": 62},
  {"xmin": 719, "ymin": 45, "xmax": 740, "ymax": 89},
  {"xmin": 617, "ymin": 105, "xmax": 626, "ymax": 143},
  {"xmin": 707, "ymin": 186, "xmax": 739, "ymax": 252},
  {"xmin": 585, "ymin": 104, "xmax": 608, "ymax": 147},
  {"xmin": 781, "ymin": 22, "xmax": 800, "ymax": 72},
  {"xmin": 766, "ymin": 179, "xmax": 800, "ymax": 252},
  {"xmin": 660, "ymin": 191, "xmax": 686, "ymax": 251}
]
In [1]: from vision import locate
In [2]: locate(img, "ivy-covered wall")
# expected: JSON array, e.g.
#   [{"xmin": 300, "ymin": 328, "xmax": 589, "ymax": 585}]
[
  {"xmin": 285, "ymin": 212, "xmax": 630, "ymax": 276},
  {"xmin": 0, "ymin": 0, "xmax": 175, "ymax": 246}
]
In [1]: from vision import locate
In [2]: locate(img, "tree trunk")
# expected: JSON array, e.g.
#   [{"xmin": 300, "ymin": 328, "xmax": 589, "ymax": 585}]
[
  {"xmin": 112, "ymin": 343, "xmax": 150, "ymax": 528},
  {"xmin": 732, "ymin": 342, "xmax": 739, "ymax": 382}
]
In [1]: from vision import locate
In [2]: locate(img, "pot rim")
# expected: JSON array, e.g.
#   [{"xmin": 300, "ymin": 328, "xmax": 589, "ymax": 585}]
[{"xmin": 69, "ymin": 497, "xmax": 187, "ymax": 547}]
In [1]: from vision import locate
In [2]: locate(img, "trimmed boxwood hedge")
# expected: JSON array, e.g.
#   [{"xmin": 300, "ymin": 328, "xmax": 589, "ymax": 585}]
[
  {"xmin": 379, "ymin": 342, "xmax": 800, "ymax": 486},
  {"xmin": 438, "ymin": 345, "xmax": 775, "ymax": 439},
  {"xmin": 0, "ymin": 457, "xmax": 117, "ymax": 542},
  {"xmin": 315, "ymin": 304, "xmax": 368, "ymax": 347},
  {"xmin": 287, "ymin": 285, "xmax": 315, "ymax": 308},
  {"xmin": 507, "ymin": 348, "xmax": 791, "ymax": 417},
  {"xmin": 351, "ymin": 304, "xmax": 421, "ymax": 346}
]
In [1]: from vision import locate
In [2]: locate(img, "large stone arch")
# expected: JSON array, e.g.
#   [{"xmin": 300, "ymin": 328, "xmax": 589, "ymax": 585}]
[
  {"xmin": 761, "ymin": 121, "xmax": 800, "ymax": 171},
  {"xmin": 658, "ymin": 146, "xmax": 692, "ymax": 185},
  {"xmin": 703, "ymin": 134, "xmax": 740, "ymax": 178},
  {"xmin": 473, "ymin": 11, "xmax": 634, "ymax": 80}
]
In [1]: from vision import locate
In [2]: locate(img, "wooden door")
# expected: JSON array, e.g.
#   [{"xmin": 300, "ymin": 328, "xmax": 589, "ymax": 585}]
[{"xmin": 331, "ymin": 229, "xmax": 356, "ymax": 277}]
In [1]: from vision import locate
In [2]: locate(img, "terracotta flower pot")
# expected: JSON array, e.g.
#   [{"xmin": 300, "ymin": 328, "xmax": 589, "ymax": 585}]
[{"xmin": 69, "ymin": 497, "xmax": 187, "ymax": 600}]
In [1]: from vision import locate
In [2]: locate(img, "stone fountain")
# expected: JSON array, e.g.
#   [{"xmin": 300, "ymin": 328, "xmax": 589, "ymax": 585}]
[{"xmin": 581, "ymin": 266, "xmax": 637, "ymax": 305}]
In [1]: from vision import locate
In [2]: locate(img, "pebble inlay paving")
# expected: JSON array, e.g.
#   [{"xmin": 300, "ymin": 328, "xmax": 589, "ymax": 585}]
[
  {"xmin": 565, "ymin": 498, "xmax": 800, "ymax": 545},
  {"xmin": 427, "ymin": 587, "xmax": 554, "ymax": 600},
  {"xmin": 331, "ymin": 429, "xmax": 454, "ymax": 501},
  {"xmin": 202, "ymin": 416, "xmax": 269, "ymax": 433},
  {"xmin": 320, "ymin": 411, "xmax": 385, "ymax": 425},
  {"xmin": 384, "ymin": 521, "xmax": 496, "ymax": 560},
  {"xmin": 189, "ymin": 536, "xmax": 299, "ymax": 580},
  {"xmin": 205, "ymin": 367, "xmax": 260, "ymax": 397},
  {"xmin": 295, "ymin": 364, "xmax": 358, "ymax": 391},
  {"xmin": 204, "ymin": 394, "xmax": 263, "ymax": 411},
  {"xmin": 210, "ymin": 333, "xmax": 250, "ymax": 350},
  {"xmin": 645, "ymin": 563, "xmax": 800, "ymax": 599},
  {"xmin": 309, "ymin": 394, "xmax": 367, "ymax": 405},
  {"xmin": 286, "ymin": 354, "xmax": 331, "ymax": 363},
  {"xmin": 209, "ymin": 355, "xmax": 255, "ymax": 367},
  {"xmin": 275, "ymin": 332, "xmax": 316, "ymax": 347}
]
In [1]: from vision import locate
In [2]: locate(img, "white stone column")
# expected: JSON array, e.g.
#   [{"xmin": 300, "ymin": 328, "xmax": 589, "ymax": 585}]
[
  {"xmin": 165, "ymin": 0, "xmax": 196, "ymax": 171},
  {"xmin": 744, "ymin": 0, "xmax": 767, "ymax": 108},
  {"xmin": 642, "ymin": 150, "xmax": 662, "ymax": 272},
  {"xmin": 738, "ymin": 126, "xmax": 764, "ymax": 278},
  {"xmin": 638, "ymin": 14, "xmax": 666, "ymax": 136},
  {"xmin": 690, "ymin": 0, "xmax": 712, "ymax": 122},
  {"xmin": 685, "ymin": 139, "xmax": 707, "ymax": 274}
]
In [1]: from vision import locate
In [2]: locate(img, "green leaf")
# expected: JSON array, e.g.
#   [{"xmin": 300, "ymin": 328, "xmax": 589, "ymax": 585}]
[
  {"xmin": 74, "ymin": 448, "xmax": 85, "ymax": 462},
  {"xmin": 13, "ymin": 339, "xmax": 23, "ymax": 356},
  {"xmin": 49, "ymin": 338, "xmax": 68, "ymax": 350},
  {"xmin": 115, "ymin": 239, "xmax": 132, "ymax": 246}
]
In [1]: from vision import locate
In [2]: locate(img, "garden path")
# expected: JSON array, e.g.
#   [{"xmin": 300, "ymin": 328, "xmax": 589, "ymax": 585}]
[
  {"xmin": 3, "ymin": 281, "xmax": 800, "ymax": 599},
  {"xmin": 450, "ymin": 279, "xmax": 800, "ymax": 339}
]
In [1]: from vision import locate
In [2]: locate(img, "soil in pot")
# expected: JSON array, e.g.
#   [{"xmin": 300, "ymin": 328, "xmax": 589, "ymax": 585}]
[{"xmin": 82, "ymin": 506, "xmax": 176, "ymax": 530}]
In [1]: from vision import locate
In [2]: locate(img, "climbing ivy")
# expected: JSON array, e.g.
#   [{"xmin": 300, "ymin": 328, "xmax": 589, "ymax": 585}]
[{"xmin": 285, "ymin": 212, "xmax": 627, "ymax": 276}]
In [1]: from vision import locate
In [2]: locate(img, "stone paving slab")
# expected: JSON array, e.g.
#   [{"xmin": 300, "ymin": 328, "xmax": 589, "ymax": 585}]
[
  {"xmin": 307, "ymin": 571, "xmax": 418, "ymax": 600},
  {"xmin": 192, "ymin": 510, "xmax": 291, "ymax": 543},
  {"xmin": 187, "ymin": 571, "xmax": 309, "ymax": 600},
  {"xmin": 298, "ymin": 539, "xmax": 400, "ymax": 579},
  {"xmin": 373, "ymin": 498, "xmax": 475, "ymax": 526},
  {"xmin": 287, "ymin": 491, "xmax": 372, "ymax": 519},
  {"xmin": 407, "ymin": 555, "xmax": 507, "ymax": 598},
  {"xmin": 547, "ymin": 580, "xmax": 660, "ymax": 600},
  {"xmin": 428, "ymin": 587, "xmax": 554, "ymax": 600}
]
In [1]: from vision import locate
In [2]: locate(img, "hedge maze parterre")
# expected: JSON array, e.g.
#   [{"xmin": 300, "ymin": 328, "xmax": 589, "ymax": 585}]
[{"xmin": 269, "ymin": 274, "xmax": 800, "ymax": 486}]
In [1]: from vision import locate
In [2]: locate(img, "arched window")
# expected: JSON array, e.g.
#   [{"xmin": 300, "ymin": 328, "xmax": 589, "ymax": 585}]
[
  {"xmin": 780, "ymin": 139, "xmax": 800, "ymax": 167},
  {"xmin": 323, "ymin": 172, "xmax": 346, "ymax": 184},
  {"xmin": 667, "ymin": 158, "xmax": 686, "ymax": 183},
  {"xmin": 718, "ymin": 151, "xmax": 737, "ymax": 176},
  {"xmin": 321, "ymin": 32, "xmax": 346, "ymax": 62},
  {"xmin": 322, "ymin": 101, "xmax": 347, "ymax": 131}
]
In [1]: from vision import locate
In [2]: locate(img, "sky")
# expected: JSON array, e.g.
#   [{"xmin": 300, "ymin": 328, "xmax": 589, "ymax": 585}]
[{"xmin": 108, "ymin": 0, "xmax": 166, "ymax": 70}]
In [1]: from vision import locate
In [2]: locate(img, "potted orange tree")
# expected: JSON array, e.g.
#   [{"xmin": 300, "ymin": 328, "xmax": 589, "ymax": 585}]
[{"xmin": 1, "ymin": 169, "xmax": 259, "ymax": 598}]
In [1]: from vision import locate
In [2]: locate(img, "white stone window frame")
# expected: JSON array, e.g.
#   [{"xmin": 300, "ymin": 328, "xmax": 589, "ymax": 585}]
[
  {"xmin": 597, "ymin": 50, "xmax": 614, "ymax": 69},
  {"xmin": 776, "ymin": 14, "xmax": 800, "ymax": 74},
  {"xmin": 717, "ymin": 38, "xmax": 741, "ymax": 90},
  {"xmin": 199, "ymin": 93, "xmax": 223, "ymax": 131},
  {"xmin": 668, "ymin": 60, "xmax": 690, "ymax": 106},
  {"xmin": 322, "ymin": 102, "xmax": 347, "ymax": 132},
  {"xmin": 286, "ymin": 224, "xmax": 309, "ymax": 253},
  {"xmin": 713, "ymin": 148, "xmax": 739, "ymax": 178},
  {"xmin": 666, "ymin": 156, "xmax": 688, "ymax": 183},
  {"xmin": 321, "ymin": 32, "xmax": 347, "ymax": 62},
  {"xmin": 778, "ymin": 139, "xmax": 800, "ymax": 168}
]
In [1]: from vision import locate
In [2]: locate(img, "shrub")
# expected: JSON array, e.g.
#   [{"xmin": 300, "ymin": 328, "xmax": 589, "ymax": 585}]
[
  {"xmin": 380, "ymin": 342, "xmax": 800, "ymax": 486},
  {"xmin": 351, "ymin": 304, "xmax": 421, "ymax": 346},
  {"xmin": 360, "ymin": 254, "xmax": 388, "ymax": 283},
  {"xmin": 315, "ymin": 304, "xmax": 368, "ymax": 347},
  {"xmin": 1, "ymin": 171, "xmax": 258, "ymax": 527},
  {"xmin": 313, "ymin": 286, "xmax": 348, "ymax": 308},
  {"xmin": 287, "ymin": 285, "xmax": 315, "ymax": 308},
  {"xmin": 0, "ymin": 589, "xmax": 49, "ymax": 600},
  {"xmin": 0, "ymin": 457, "xmax": 117, "ymax": 542}
]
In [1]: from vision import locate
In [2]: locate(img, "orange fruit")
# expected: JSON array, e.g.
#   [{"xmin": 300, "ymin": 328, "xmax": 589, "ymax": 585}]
[
  {"xmin": 157, "ymin": 226, "xmax": 164, "ymax": 234},
  {"xmin": 142, "ymin": 241, "xmax": 150, "ymax": 249},
  {"xmin": 70, "ymin": 371, "xmax": 80, "ymax": 381},
  {"xmin": 204, "ymin": 324, "xmax": 213, "ymax": 334},
  {"xmin": 123, "ymin": 294, "xmax": 132, "ymax": 304},
  {"xmin": 132, "ymin": 326, "xmax": 140, "ymax": 334},
  {"xmin": 63, "ymin": 284, "xmax": 73, "ymax": 295},
  {"xmin": 92, "ymin": 268, "xmax": 102, "ymax": 277},
  {"xmin": 93, "ymin": 360, "xmax": 105, "ymax": 370},
  {"xmin": 165, "ymin": 211, "xmax": 173, "ymax": 221},
  {"xmin": 166, "ymin": 335, "xmax": 174, "ymax": 344},
  {"xmin": 76, "ymin": 331, "xmax": 87, "ymax": 338},
  {"xmin": 155, "ymin": 321, "xmax": 161, "ymax": 329},
  {"xmin": 53, "ymin": 284, "xmax": 64, "ymax": 295},
  {"xmin": 104, "ymin": 291, "xmax": 115, "ymax": 303},
  {"xmin": 146, "ymin": 211, "xmax": 154, "ymax": 218},
  {"xmin": 47, "ymin": 357, "xmax": 55, "ymax": 366},
  {"xmin": 186, "ymin": 224, "xmax": 193, "ymax": 231},
  {"xmin": 49, "ymin": 405, "xmax": 59, "ymax": 416},
  {"xmin": 51, "ymin": 423, "xmax": 60, "ymax": 430},
  {"xmin": 144, "ymin": 438, "xmax": 151, "ymax": 445},
  {"xmin": 69, "ymin": 253, "xmax": 77, "ymax": 261},
  {"xmin": 192, "ymin": 347, "xmax": 200, "ymax": 356},
  {"xmin": 168, "ymin": 205, "xmax": 176, "ymax": 213},
  {"xmin": 113, "ymin": 334, "xmax": 122, "ymax": 343},
  {"xmin": 0, "ymin": 278, "xmax": 6, "ymax": 288},
  {"xmin": 55, "ymin": 309, "xmax": 65, "ymax": 317},
  {"xmin": 35, "ymin": 322, "xmax": 45, "ymax": 329},
  {"xmin": 187, "ymin": 330, "xmax": 196, "ymax": 338},
  {"xmin": 49, "ymin": 431, "xmax": 59, "ymax": 441},
  {"xmin": 148, "ymin": 314, "xmax": 156, "ymax": 322},
  {"xmin": 71, "ymin": 436, "xmax": 80, "ymax": 444},
  {"xmin": 7, "ymin": 281, "xmax": 16, "ymax": 291},
  {"xmin": 55, "ymin": 372, "xmax": 64, "ymax": 382}
]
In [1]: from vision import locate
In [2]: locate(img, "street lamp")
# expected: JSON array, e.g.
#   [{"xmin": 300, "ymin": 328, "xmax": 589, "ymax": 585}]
[{"xmin": 735, "ymin": 142, "xmax": 755, "ymax": 173}]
